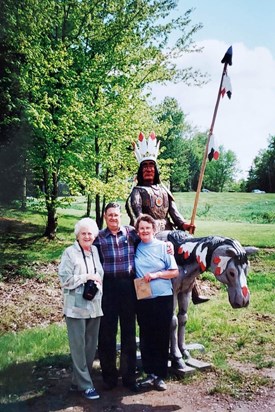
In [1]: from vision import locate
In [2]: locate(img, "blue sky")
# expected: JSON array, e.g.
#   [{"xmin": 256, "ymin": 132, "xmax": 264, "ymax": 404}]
[
  {"xmin": 181, "ymin": 0, "xmax": 275, "ymax": 55},
  {"xmin": 152, "ymin": 0, "xmax": 275, "ymax": 178}
]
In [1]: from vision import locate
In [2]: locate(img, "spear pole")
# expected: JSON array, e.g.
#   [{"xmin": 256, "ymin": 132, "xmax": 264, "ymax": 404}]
[{"xmin": 189, "ymin": 46, "xmax": 233, "ymax": 233}]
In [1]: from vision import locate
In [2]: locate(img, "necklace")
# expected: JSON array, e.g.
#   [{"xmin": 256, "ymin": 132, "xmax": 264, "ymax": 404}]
[{"xmin": 150, "ymin": 185, "xmax": 163, "ymax": 207}]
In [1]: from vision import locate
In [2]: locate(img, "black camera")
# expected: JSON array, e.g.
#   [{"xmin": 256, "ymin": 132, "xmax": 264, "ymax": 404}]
[{"xmin": 83, "ymin": 280, "xmax": 98, "ymax": 300}]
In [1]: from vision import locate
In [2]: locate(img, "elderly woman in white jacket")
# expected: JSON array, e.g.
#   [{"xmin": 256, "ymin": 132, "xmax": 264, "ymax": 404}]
[{"xmin": 59, "ymin": 217, "xmax": 104, "ymax": 400}]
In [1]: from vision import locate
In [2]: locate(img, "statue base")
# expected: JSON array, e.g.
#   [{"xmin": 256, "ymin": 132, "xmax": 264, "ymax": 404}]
[
  {"xmin": 184, "ymin": 343, "xmax": 211, "ymax": 371},
  {"xmin": 168, "ymin": 360, "xmax": 196, "ymax": 377},
  {"xmin": 185, "ymin": 357, "xmax": 211, "ymax": 371}
]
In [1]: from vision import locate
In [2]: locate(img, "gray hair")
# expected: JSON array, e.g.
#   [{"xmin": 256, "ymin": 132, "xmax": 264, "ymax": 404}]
[{"xmin": 74, "ymin": 217, "xmax": 99, "ymax": 238}]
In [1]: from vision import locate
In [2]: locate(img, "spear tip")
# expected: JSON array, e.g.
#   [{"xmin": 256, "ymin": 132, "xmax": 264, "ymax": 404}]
[{"xmin": 221, "ymin": 45, "xmax": 233, "ymax": 66}]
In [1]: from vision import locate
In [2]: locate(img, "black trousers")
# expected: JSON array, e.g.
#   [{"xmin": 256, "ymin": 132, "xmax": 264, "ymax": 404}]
[
  {"xmin": 98, "ymin": 277, "xmax": 137, "ymax": 386},
  {"xmin": 137, "ymin": 295, "xmax": 173, "ymax": 379}
]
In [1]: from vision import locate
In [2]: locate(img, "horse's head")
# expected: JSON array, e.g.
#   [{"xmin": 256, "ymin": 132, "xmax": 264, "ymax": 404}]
[{"xmin": 210, "ymin": 240, "xmax": 258, "ymax": 308}]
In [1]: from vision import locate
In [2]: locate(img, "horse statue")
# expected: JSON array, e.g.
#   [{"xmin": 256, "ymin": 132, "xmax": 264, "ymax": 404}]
[{"xmin": 156, "ymin": 230, "xmax": 258, "ymax": 372}]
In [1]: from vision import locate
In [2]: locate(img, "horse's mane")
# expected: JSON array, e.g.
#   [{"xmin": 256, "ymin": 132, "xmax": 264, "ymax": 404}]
[{"xmin": 167, "ymin": 231, "xmax": 247, "ymax": 269}]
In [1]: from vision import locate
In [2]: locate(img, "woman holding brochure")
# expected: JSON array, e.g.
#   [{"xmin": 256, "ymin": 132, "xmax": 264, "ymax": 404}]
[{"xmin": 134, "ymin": 214, "xmax": 178, "ymax": 391}]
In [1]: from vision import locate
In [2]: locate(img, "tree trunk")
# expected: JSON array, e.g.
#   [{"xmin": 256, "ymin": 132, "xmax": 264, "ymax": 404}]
[
  {"xmin": 86, "ymin": 193, "xmax": 91, "ymax": 217},
  {"xmin": 44, "ymin": 205, "xmax": 57, "ymax": 239},
  {"xmin": 43, "ymin": 168, "xmax": 58, "ymax": 239},
  {"xmin": 21, "ymin": 174, "xmax": 27, "ymax": 211},
  {"xmin": 95, "ymin": 194, "xmax": 102, "ymax": 228}
]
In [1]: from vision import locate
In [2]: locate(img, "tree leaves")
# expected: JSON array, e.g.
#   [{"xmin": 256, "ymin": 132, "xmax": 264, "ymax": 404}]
[{"xmin": 1, "ymin": 0, "xmax": 204, "ymax": 234}]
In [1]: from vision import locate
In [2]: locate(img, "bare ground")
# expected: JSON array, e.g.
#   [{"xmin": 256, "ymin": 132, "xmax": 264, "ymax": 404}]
[{"xmin": 0, "ymin": 266, "xmax": 274, "ymax": 412}]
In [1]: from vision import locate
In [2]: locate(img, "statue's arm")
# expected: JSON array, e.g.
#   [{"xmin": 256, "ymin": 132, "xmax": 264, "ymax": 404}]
[
  {"xmin": 125, "ymin": 187, "xmax": 143, "ymax": 226},
  {"xmin": 168, "ymin": 196, "xmax": 196, "ymax": 233},
  {"xmin": 130, "ymin": 187, "xmax": 143, "ymax": 218},
  {"xmin": 168, "ymin": 198, "xmax": 186, "ymax": 229}
]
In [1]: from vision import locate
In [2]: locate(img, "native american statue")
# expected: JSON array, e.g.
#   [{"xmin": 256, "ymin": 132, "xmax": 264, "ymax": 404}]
[
  {"xmin": 126, "ymin": 133, "xmax": 258, "ymax": 372},
  {"xmin": 126, "ymin": 132, "xmax": 209, "ymax": 305}
]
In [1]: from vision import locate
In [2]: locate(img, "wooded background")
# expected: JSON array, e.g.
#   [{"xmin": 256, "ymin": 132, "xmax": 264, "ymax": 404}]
[{"xmin": 1, "ymin": 1, "xmax": 274, "ymax": 239}]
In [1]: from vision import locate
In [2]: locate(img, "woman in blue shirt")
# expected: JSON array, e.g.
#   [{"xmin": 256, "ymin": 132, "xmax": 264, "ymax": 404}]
[{"xmin": 135, "ymin": 214, "xmax": 178, "ymax": 391}]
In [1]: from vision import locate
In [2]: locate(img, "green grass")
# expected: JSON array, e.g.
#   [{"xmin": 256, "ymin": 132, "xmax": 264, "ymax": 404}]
[
  {"xmin": 1, "ymin": 193, "xmax": 275, "ymax": 275},
  {"xmin": 0, "ymin": 324, "xmax": 69, "ymax": 371},
  {"xmin": 173, "ymin": 192, "xmax": 275, "ymax": 224},
  {"xmin": 184, "ymin": 219, "xmax": 274, "ymax": 248},
  {"xmin": 185, "ymin": 269, "xmax": 275, "ymax": 368}
]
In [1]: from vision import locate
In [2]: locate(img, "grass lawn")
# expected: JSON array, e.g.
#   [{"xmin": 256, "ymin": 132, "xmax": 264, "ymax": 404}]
[{"xmin": 1, "ymin": 193, "xmax": 274, "ymax": 275}]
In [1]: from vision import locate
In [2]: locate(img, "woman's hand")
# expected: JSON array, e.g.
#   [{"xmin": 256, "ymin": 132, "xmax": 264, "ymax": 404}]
[
  {"xmin": 144, "ymin": 269, "xmax": 178, "ymax": 281},
  {"xmin": 86, "ymin": 273, "xmax": 102, "ymax": 284},
  {"xmin": 144, "ymin": 272, "xmax": 160, "ymax": 282}
]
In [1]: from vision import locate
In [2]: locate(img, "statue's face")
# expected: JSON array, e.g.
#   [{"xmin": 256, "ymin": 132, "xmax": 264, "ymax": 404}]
[{"xmin": 141, "ymin": 160, "xmax": 155, "ymax": 184}]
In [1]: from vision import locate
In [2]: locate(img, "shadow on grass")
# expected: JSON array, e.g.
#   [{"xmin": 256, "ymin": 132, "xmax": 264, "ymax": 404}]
[
  {"xmin": 0, "ymin": 217, "xmax": 71, "ymax": 276},
  {"xmin": 0, "ymin": 355, "xmax": 181, "ymax": 412},
  {"xmin": 0, "ymin": 218, "xmax": 44, "ymax": 249}
]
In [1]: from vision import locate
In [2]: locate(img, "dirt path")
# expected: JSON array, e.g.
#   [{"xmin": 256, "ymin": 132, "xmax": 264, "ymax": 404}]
[{"xmin": 2, "ymin": 363, "xmax": 274, "ymax": 412}]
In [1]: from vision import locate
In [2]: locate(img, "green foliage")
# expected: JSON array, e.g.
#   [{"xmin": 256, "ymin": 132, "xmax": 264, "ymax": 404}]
[
  {"xmin": 153, "ymin": 97, "xmax": 192, "ymax": 190},
  {"xmin": 204, "ymin": 145, "xmax": 239, "ymax": 192},
  {"xmin": 246, "ymin": 135, "xmax": 275, "ymax": 193},
  {"xmin": 1, "ymin": 1, "xmax": 205, "ymax": 236}
]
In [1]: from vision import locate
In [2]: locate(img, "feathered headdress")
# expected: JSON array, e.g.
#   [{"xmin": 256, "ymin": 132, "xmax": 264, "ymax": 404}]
[{"xmin": 133, "ymin": 131, "xmax": 160, "ymax": 164}]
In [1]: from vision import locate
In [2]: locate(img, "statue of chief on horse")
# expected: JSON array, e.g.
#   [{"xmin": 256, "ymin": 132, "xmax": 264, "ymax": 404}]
[{"xmin": 126, "ymin": 133, "xmax": 258, "ymax": 372}]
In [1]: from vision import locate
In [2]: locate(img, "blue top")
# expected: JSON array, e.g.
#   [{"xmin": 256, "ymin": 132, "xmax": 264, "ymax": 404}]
[{"xmin": 135, "ymin": 238, "xmax": 177, "ymax": 298}]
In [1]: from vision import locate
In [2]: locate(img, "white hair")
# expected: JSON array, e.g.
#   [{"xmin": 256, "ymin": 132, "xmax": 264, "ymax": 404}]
[{"xmin": 74, "ymin": 217, "xmax": 99, "ymax": 238}]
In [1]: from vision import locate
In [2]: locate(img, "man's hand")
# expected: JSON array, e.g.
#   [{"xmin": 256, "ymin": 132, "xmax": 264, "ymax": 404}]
[
  {"xmin": 182, "ymin": 222, "xmax": 196, "ymax": 235},
  {"xmin": 166, "ymin": 241, "xmax": 174, "ymax": 255}
]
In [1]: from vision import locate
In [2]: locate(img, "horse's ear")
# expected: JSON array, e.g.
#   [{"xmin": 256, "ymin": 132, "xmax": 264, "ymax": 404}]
[
  {"xmin": 244, "ymin": 247, "xmax": 258, "ymax": 256},
  {"xmin": 225, "ymin": 248, "xmax": 237, "ymax": 258}
]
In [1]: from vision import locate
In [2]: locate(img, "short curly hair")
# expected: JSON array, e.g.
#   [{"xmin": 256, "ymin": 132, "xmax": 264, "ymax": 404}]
[
  {"xmin": 74, "ymin": 217, "xmax": 99, "ymax": 238},
  {"xmin": 135, "ymin": 214, "xmax": 156, "ymax": 232}
]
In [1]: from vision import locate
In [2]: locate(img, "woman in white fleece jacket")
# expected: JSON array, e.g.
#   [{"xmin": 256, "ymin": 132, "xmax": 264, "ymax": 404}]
[{"xmin": 58, "ymin": 217, "xmax": 104, "ymax": 400}]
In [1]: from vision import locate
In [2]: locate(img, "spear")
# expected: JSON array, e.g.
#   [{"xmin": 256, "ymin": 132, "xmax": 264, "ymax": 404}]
[{"xmin": 189, "ymin": 46, "xmax": 233, "ymax": 234}]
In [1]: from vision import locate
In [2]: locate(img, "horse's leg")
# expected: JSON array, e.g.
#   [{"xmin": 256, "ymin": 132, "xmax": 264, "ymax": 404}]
[
  {"xmin": 170, "ymin": 292, "xmax": 187, "ymax": 370},
  {"xmin": 177, "ymin": 289, "xmax": 192, "ymax": 359}
]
